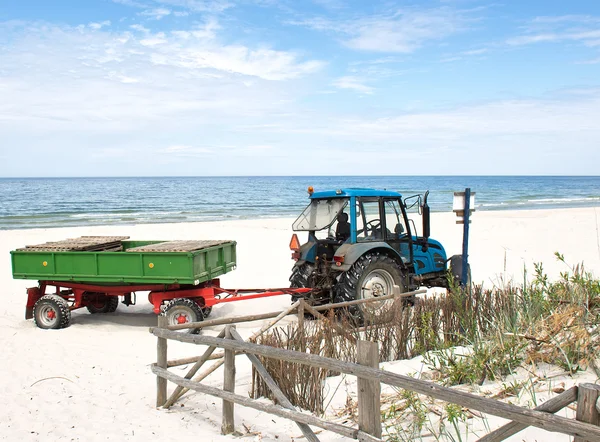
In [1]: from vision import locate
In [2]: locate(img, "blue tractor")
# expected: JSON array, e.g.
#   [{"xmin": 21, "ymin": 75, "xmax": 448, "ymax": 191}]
[{"xmin": 289, "ymin": 187, "xmax": 464, "ymax": 319}]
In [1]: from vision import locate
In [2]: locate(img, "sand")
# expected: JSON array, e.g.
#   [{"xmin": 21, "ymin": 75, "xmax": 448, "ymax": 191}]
[{"xmin": 1, "ymin": 207, "xmax": 599, "ymax": 441}]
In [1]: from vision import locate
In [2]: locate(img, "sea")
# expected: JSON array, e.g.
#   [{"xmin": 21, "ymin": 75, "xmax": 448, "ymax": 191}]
[{"xmin": 0, "ymin": 176, "xmax": 598, "ymax": 230}]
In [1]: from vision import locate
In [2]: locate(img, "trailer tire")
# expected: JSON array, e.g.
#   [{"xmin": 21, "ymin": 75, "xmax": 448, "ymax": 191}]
[
  {"xmin": 33, "ymin": 295, "xmax": 71, "ymax": 330},
  {"xmin": 161, "ymin": 298, "xmax": 203, "ymax": 334},
  {"xmin": 85, "ymin": 294, "xmax": 119, "ymax": 314},
  {"xmin": 334, "ymin": 252, "xmax": 405, "ymax": 325}
]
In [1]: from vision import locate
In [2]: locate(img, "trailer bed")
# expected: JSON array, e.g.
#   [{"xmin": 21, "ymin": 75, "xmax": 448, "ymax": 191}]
[{"xmin": 11, "ymin": 236, "xmax": 237, "ymax": 285}]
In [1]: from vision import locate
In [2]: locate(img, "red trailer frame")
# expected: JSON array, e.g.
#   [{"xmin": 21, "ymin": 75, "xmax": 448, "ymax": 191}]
[{"xmin": 25, "ymin": 279, "xmax": 313, "ymax": 326}]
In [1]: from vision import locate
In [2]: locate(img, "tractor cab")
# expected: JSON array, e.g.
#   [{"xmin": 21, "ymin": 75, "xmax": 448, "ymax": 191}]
[{"xmin": 291, "ymin": 188, "xmax": 418, "ymax": 268}]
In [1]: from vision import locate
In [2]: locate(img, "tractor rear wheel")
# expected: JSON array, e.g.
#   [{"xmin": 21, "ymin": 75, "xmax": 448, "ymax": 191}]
[
  {"xmin": 161, "ymin": 298, "xmax": 203, "ymax": 334},
  {"xmin": 33, "ymin": 295, "xmax": 72, "ymax": 330},
  {"xmin": 85, "ymin": 293, "xmax": 119, "ymax": 314},
  {"xmin": 290, "ymin": 263, "xmax": 316, "ymax": 289},
  {"xmin": 290, "ymin": 263, "xmax": 321, "ymax": 318},
  {"xmin": 334, "ymin": 252, "xmax": 406, "ymax": 324}
]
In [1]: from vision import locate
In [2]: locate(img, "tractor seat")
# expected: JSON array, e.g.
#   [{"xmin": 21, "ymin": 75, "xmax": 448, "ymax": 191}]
[{"xmin": 336, "ymin": 213, "xmax": 350, "ymax": 241}]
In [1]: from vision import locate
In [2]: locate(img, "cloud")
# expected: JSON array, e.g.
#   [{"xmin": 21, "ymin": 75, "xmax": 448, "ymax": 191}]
[
  {"xmin": 156, "ymin": 0, "xmax": 233, "ymax": 13},
  {"xmin": 112, "ymin": 0, "xmax": 232, "ymax": 13},
  {"xmin": 332, "ymin": 76, "xmax": 374, "ymax": 94},
  {"xmin": 290, "ymin": 7, "xmax": 473, "ymax": 53},
  {"xmin": 440, "ymin": 47, "xmax": 488, "ymax": 62},
  {"xmin": 164, "ymin": 145, "xmax": 212, "ymax": 155},
  {"xmin": 112, "ymin": 0, "xmax": 148, "ymax": 8},
  {"xmin": 0, "ymin": 19, "xmax": 324, "ymax": 136},
  {"xmin": 507, "ymin": 14, "xmax": 600, "ymax": 47},
  {"xmin": 89, "ymin": 20, "xmax": 111, "ymax": 30},
  {"xmin": 140, "ymin": 8, "xmax": 172, "ymax": 20}
]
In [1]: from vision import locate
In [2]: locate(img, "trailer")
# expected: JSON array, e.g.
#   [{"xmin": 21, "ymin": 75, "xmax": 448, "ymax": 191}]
[{"xmin": 11, "ymin": 236, "xmax": 310, "ymax": 330}]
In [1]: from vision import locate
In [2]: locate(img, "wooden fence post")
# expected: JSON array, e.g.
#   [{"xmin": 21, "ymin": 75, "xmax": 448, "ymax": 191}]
[
  {"xmin": 156, "ymin": 315, "xmax": 168, "ymax": 407},
  {"xmin": 575, "ymin": 383, "xmax": 600, "ymax": 442},
  {"xmin": 222, "ymin": 325, "xmax": 236, "ymax": 435},
  {"xmin": 357, "ymin": 340, "xmax": 381, "ymax": 438},
  {"xmin": 297, "ymin": 300, "xmax": 305, "ymax": 334}
]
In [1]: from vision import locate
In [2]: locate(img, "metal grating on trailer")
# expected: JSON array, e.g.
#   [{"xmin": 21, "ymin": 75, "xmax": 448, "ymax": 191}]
[
  {"xmin": 17, "ymin": 236, "xmax": 130, "ymax": 252},
  {"xmin": 126, "ymin": 240, "xmax": 232, "ymax": 253}
]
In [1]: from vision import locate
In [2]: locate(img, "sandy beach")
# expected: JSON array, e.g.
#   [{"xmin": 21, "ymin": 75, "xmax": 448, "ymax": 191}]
[{"xmin": 1, "ymin": 207, "xmax": 599, "ymax": 441}]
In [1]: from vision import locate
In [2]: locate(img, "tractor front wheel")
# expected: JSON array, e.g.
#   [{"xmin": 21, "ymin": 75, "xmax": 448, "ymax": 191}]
[
  {"xmin": 449, "ymin": 254, "xmax": 472, "ymax": 289},
  {"xmin": 334, "ymin": 253, "xmax": 406, "ymax": 324},
  {"xmin": 33, "ymin": 295, "xmax": 72, "ymax": 330},
  {"xmin": 161, "ymin": 298, "xmax": 203, "ymax": 334}
]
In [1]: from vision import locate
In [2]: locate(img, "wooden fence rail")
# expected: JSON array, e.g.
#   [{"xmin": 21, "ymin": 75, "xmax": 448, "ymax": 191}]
[{"xmin": 151, "ymin": 296, "xmax": 600, "ymax": 441}]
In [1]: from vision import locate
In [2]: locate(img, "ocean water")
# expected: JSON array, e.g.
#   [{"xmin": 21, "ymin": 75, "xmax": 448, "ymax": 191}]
[{"xmin": 0, "ymin": 176, "xmax": 598, "ymax": 230}]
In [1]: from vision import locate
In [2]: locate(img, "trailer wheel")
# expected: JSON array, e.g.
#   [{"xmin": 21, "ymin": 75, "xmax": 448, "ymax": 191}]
[
  {"xmin": 161, "ymin": 298, "xmax": 203, "ymax": 334},
  {"xmin": 33, "ymin": 295, "xmax": 71, "ymax": 330},
  {"xmin": 201, "ymin": 306, "xmax": 212, "ymax": 318},
  {"xmin": 85, "ymin": 293, "xmax": 119, "ymax": 314},
  {"xmin": 334, "ymin": 252, "xmax": 405, "ymax": 324}
]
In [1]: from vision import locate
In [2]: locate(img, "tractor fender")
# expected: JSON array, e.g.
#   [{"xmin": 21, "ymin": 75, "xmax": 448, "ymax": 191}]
[
  {"xmin": 333, "ymin": 242, "xmax": 407, "ymax": 272},
  {"xmin": 295, "ymin": 238, "xmax": 317, "ymax": 267}
]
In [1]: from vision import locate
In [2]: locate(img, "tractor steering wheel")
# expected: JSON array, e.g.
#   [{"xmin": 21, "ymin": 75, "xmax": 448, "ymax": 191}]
[{"xmin": 366, "ymin": 219, "xmax": 381, "ymax": 235}]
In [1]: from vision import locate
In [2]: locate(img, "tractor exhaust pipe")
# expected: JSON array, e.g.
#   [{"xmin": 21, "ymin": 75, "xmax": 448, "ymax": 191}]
[{"xmin": 422, "ymin": 191, "xmax": 431, "ymax": 240}]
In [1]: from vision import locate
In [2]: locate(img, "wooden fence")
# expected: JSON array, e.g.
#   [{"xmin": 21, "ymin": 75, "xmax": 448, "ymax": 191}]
[{"xmin": 150, "ymin": 295, "xmax": 600, "ymax": 442}]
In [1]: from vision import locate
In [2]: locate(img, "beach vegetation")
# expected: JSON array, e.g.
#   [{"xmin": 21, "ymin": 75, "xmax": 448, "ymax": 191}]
[{"xmin": 250, "ymin": 254, "xmax": 600, "ymax": 438}]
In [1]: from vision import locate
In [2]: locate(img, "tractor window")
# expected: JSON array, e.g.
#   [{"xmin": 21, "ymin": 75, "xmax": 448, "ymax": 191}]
[
  {"xmin": 384, "ymin": 199, "xmax": 407, "ymax": 240},
  {"xmin": 356, "ymin": 199, "xmax": 382, "ymax": 242},
  {"xmin": 293, "ymin": 198, "xmax": 349, "ymax": 231}
]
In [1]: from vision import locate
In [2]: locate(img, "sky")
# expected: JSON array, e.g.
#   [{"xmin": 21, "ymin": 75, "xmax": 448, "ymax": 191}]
[{"xmin": 1, "ymin": 0, "xmax": 600, "ymax": 176}]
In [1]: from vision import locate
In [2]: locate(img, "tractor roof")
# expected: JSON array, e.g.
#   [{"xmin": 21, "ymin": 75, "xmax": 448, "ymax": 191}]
[{"xmin": 310, "ymin": 188, "xmax": 402, "ymax": 199}]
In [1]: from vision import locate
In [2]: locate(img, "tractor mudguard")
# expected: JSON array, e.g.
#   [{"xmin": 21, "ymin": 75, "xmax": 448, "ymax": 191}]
[
  {"xmin": 295, "ymin": 239, "xmax": 317, "ymax": 266},
  {"xmin": 333, "ymin": 242, "xmax": 407, "ymax": 272},
  {"xmin": 412, "ymin": 238, "xmax": 447, "ymax": 275}
]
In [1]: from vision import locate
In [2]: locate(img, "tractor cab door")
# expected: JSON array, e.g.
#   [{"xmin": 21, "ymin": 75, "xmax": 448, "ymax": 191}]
[{"xmin": 382, "ymin": 198, "xmax": 413, "ymax": 265}]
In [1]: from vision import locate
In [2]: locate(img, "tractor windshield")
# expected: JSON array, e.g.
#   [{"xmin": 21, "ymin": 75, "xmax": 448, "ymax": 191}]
[{"xmin": 293, "ymin": 198, "xmax": 349, "ymax": 231}]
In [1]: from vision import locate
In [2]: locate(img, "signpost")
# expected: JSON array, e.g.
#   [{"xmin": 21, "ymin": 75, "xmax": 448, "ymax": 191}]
[{"xmin": 453, "ymin": 189, "xmax": 476, "ymax": 286}]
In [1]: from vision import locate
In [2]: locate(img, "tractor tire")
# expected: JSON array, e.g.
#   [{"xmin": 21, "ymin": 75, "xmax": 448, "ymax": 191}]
[
  {"xmin": 289, "ymin": 263, "xmax": 320, "ymax": 319},
  {"xmin": 290, "ymin": 263, "xmax": 316, "ymax": 289},
  {"xmin": 85, "ymin": 294, "xmax": 119, "ymax": 314},
  {"xmin": 33, "ymin": 295, "xmax": 72, "ymax": 330},
  {"xmin": 161, "ymin": 298, "xmax": 203, "ymax": 334},
  {"xmin": 449, "ymin": 255, "xmax": 472, "ymax": 288},
  {"xmin": 290, "ymin": 262, "xmax": 317, "ymax": 304},
  {"xmin": 334, "ymin": 252, "xmax": 406, "ymax": 324}
]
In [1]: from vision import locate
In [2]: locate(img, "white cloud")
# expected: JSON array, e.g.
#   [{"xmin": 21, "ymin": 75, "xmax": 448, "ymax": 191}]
[
  {"xmin": 157, "ymin": 0, "xmax": 233, "ymax": 13},
  {"xmin": 0, "ymin": 19, "xmax": 323, "ymax": 136},
  {"xmin": 165, "ymin": 145, "xmax": 212, "ymax": 155},
  {"xmin": 291, "ymin": 7, "xmax": 473, "ymax": 53},
  {"xmin": 112, "ymin": 0, "xmax": 148, "ymax": 8},
  {"xmin": 507, "ymin": 15, "xmax": 600, "ymax": 47},
  {"xmin": 332, "ymin": 76, "xmax": 373, "ymax": 94},
  {"xmin": 130, "ymin": 24, "xmax": 150, "ymax": 32},
  {"xmin": 89, "ymin": 20, "xmax": 111, "ymax": 30},
  {"xmin": 140, "ymin": 8, "xmax": 171, "ymax": 20}
]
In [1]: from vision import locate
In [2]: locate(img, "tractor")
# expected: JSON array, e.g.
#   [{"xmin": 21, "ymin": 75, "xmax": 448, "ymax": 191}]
[{"xmin": 288, "ymin": 187, "xmax": 465, "ymax": 320}]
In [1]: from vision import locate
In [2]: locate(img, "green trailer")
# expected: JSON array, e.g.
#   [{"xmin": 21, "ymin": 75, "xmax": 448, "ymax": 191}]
[
  {"xmin": 11, "ymin": 237, "xmax": 237, "ymax": 285},
  {"xmin": 11, "ymin": 236, "xmax": 241, "ymax": 330}
]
